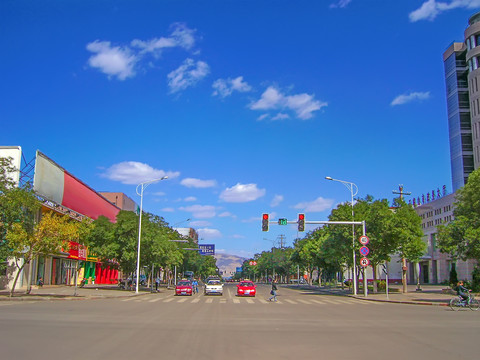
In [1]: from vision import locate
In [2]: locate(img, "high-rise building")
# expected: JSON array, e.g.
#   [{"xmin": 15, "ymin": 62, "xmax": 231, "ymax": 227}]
[{"xmin": 443, "ymin": 12, "xmax": 480, "ymax": 191}]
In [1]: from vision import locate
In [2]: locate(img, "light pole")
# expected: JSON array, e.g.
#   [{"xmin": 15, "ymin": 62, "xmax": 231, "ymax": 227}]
[
  {"xmin": 325, "ymin": 176, "xmax": 359, "ymax": 296},
  {"xmin": 135, "ymin": 176, "xmax": 168, "ymax": 294}
]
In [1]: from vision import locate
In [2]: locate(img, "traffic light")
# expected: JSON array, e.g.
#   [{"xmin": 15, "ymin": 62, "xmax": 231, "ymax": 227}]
[
  {"xmin": 262, "ymin": 213, "xmax": 269, "ymax": 232},
  {"xmin": 298, "ymin": 213, "xmax": 305, "ymax": 232}
]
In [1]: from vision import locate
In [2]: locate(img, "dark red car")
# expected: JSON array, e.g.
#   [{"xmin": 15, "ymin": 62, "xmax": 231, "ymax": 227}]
[
  {"xmin": 175, "ymin": 280, "xmax": 193, "ymax": 296},
  {"xmin": 236, "ymin": 280, "xmax": 256, "ymax": 297}
]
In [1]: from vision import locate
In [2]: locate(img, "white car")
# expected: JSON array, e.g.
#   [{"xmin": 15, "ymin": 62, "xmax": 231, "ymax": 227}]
[{"xmin": 204, "ymin": 280, "xmax": 223, "ymax": 295}]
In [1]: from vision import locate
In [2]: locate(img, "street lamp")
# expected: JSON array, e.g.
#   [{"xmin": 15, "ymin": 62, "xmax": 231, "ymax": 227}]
[
  {"xmin": 325, "ymin": 176, "xmax": 359, "ymax": 296},
  {"xmin": 135, "ymin": 176, "xmax": 168, "ymax": 294}
]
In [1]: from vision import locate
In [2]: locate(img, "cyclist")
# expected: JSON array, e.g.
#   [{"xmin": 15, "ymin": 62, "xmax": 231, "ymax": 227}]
[
  {"xmin": 456, "ymin": 281, "xmax": 470, "ymax": 304},
  {"xmin": 192, "ymin": 278, "xmax": 198, "ymax": 294}
]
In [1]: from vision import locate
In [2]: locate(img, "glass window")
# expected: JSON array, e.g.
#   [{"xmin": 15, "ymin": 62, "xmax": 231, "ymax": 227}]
[
  {"xmin": 467, "ymin": 37, "xmax": 472, "ymax": 50},
  {"xmin": 469, "ymin": 59, "xmax": 473, "ymax": 72},
  {"xmin": 471, "ymin": 35, "xmax": 476, "ymax": 48}
]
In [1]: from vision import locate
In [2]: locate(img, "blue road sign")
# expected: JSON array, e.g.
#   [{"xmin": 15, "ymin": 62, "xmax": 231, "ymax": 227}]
[
  {"xmin": 199, "ymin": 244, "xmax": 215, "ymax": 256},
  {"xmin": 359, "ymin": 246, "xmax": 369, "ymax": 256},
  {"xmin": 236, "ymin": 267, "xmax": 243, "ymax": 273}
]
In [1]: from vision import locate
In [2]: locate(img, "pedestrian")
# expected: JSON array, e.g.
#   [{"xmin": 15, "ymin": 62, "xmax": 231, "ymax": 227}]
[
  {"xmin": 37, "ymin": 277, "xmax": 43, "ymax": 287},
  {"xmin": 268, "ymin": 279, "xmax": 278, "ymax": 302},
  {"xmin": 155, "ymin": 276, "xmax": 160, "ymax": 292}
]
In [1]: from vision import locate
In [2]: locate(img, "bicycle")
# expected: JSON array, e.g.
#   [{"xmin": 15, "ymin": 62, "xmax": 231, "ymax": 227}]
[{"xmin": 449, "ymin": 292, "xmax": 480, "ymax": 311}]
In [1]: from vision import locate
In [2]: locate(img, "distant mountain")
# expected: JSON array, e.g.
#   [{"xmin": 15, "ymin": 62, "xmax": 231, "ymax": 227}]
[{"xmin": 215, "ymin": 253, "xmax": 246, "ymax": 277}]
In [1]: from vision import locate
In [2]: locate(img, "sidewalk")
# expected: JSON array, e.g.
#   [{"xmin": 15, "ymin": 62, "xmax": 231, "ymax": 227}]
[
  {"xmin": 286, "ymin": 284, "xmax": 458, "ymax": 306},
  {"xmin": 0, "ymin": 284, "xmax": 167, "ymax": 301}
]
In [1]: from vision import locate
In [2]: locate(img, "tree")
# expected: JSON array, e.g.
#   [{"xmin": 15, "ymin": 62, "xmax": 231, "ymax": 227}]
[
  {"xmin": 437, "ymin": 168, "xmax": 480, "ymax": 263},
  {"xmin": 0, "ymin": 157, "xmax": 40, "ymax": 274},
  {"xmin": 6, "ymin": 212, "xmax": 83, "ymax": 296},
  {"xmin": 389, "ymin": 198, "xmax": 426, "ymax": 293}
]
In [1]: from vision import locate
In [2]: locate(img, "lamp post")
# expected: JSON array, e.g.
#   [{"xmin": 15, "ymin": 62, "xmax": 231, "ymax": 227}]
[
  {"xmin": 135, "ymin": 176, "xmax": 168, "ymax": 294},
  {"xmin": 325, "ymin": 176, "xmax": 359, "ymax": 296}
]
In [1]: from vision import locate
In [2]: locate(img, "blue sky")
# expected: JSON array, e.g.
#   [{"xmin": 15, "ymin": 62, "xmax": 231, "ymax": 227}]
[{"xmin": 2, "ymin": 0, "xmax": 479, "ymax": 258}]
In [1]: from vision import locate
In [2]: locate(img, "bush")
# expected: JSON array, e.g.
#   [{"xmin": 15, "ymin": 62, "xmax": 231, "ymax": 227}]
[
  {"xmin": 449, "ymin": 266, "xmax": 458, "ymax": 287},
  {"xmin": 377, "ymin": 280, "xmax": 386, "ymax": 291},
  {"xmin": 471, "ymin": 266, "xmax": 480, "ymax": 292}
]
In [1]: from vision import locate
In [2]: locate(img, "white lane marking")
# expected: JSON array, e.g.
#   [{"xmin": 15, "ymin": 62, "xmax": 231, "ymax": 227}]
[
  {"xmin": 309, "ymin": 299, "xmax": 326, "ymax": 305},
  {"xmin": 336, "ymin": 299, "xmax": 354, "ymax": 304},
  {"xmin": 220, "ymin": 299, "xmax": 227, "ymax": 304},
  {"xmin": 321, "ymin": 299, "xmax": 340, "ymax": 304},
  {"xmin": 233, "ymin": 298, "xmax": 240, "ymax": 304},
  {"xmin": 206, "ymin": 298, "xmax": 213, "ymax": 303},
  {"xmin": 177, "ymin": 297, "xmax": 189, "ymax": 303},
  {"xmin": 148, "ymin": 297, "xmax": 162, "ymax": 303},
  {"xmin": 258, "ymin": 298, "xmax": 268, "ymax": 304},
  {"xmin": 121, "ymin": 297, "xmax": 135, "ymax": 302},
  {"xmin": 297, "ymin": 299, "xmax": 312, "ymax": 304},
  {"xmin": 284, "ymin": 299, "xmax": 298, "ymax": 304},
  {"xmin": 163, "ymin": 298, "xmax": 174, "ymax": 303},
  {"xmin": 246, "ymin": 299, "xmax": 254, "ymax": 304},
  {"xmin": 192, "ymin": 297, "xmax": 201, "ymax": 303}
]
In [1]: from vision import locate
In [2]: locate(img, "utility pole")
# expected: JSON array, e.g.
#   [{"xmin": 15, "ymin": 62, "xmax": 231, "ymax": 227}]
[
  {"xmin": 392, "ymin": 184, "xmax": 411, "ymax": 201},
  {"xmin": 277, "ymin": 234, "xmax": 286, "ymax": 249}
]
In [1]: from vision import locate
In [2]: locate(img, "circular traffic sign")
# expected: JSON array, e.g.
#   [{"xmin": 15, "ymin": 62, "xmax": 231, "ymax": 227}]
[
  {"xmin": 360, "ymin": 257, "xmax": 370, "ymax": 267},
  {"xmin": 359, "ymin": 235, "xmax": 370, "ymax": 245},
  {"xmin": 359, "ymin": 246, "xmax": 370, "ymax": 256}
]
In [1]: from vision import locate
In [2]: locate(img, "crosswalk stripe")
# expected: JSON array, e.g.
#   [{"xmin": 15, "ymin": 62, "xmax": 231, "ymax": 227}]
[
  {"xmin": 245, "ymin": 299, "xmax": 254, "ymax": 304},
  {"xmin": 163, "ymin": 298, "xmax": 174, "ymax": 303},
  {"xmin": 258, "ymin": 298, "xmax": 268, "ymax": 304},
  {"xmin": 220, "ymin": 299, "xmax": 227, "ymax": 303},
  {"xmin": 178, "ymin": 298, "xmax": 189, "ymax": 303},
  {"xmin": 321, "ymin": 299, "xmax": 340, "ymax": 304},
  {"xmin": 297, "ymin": 299, "xmax": 312, "ymax": 304},
  {"xmin": 284, "ymin": 299, "xmax": 298, "ymax": 304},
  {"xmin": 309, "ymin": 299, "xmax": 326, "ymax": 305},
  {"xmin": 336, "ymin": 300, "xmax": 354, "ymax": 305},
  {"xmin": 148, "ymin": 297, "xmax": 162, "ymax": 303},
  {"xmin": 206, "ymin": 298, "xmax": 213, "ymax": 303},
  {"xmin": 121, "ymin": 297, "xmax": 135, "ymax": 302},
  {"xmin": 233, "ymin": 298, "xmax": 240, "ymax": 304}
]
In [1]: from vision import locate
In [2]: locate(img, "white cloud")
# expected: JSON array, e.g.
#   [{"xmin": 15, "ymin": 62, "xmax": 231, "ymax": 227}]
[
  {"xmin": 197, "ymin": 228, "xmax": 222, "ymax": 239},
  {"xmin": 218, "ymin": 211, "xmax": 235, "ymax": 218},
  {"xmin": 190, "ymin": 220, "xmax": 211, "ymax": 227},
  {"xmin": 270, "ymin": 195, "xmax": 284, "ymax": 207},
  {"xmin": 179, "ymin": 204, "xmax": 216, "ymax": 218},
  {"xmin": 257, "ymin": 114, "xmax": 270, "ymax": 121},
  {"xmin": 330, "ymin": 0, "xmax": 352, "ymax": 9},
  {"xmin": 250, "ymin": 86, "xmax": 327, "ymax": 120},
  {"xmin": 212, "ymin": 76, "xmax": 252, "ymax": 97},
  {"xmin": 409, "ymin": 0, "xmax": 480, "ymax": 22},
  {"xmin": 180, "ymin": 178, "xmax": 217, "ymax": 188},
  {"xmin": 102, "ymin": 161, "xmax": 179, "ymax": 184},
  {"xmin": 161, "ymin": 207, "xmax": 175, "ymax": 213},
  {"xmin": 167, "ymin": 58, "xmax": 210, "ymax": 93},
  {"xmin": 271, "ymin": 113, "xmax": 289, "ymax": 121},
  {"xmin": 131, "ymin": 23, "xmax": 196, "ymax": 56},
  {"xmin": 391, "ymin": 91, "xmax": 431, "ymax": 106},
  {"xmin": 220, "ymin": 183, "xmax": 266, "ymax": 203},
  {"xmin": 86, "ymin": 41, "xmax": 137, "ymax": 80},
  {"xmin": 294, "ymin": 197, "xmax": 335, "ymax": 212},
  {"xmin": 184, "ymin": 196, "xmax": 197, "ymax": 202}
]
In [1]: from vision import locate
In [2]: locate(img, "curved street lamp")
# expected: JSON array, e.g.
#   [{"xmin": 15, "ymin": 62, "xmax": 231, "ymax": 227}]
[
  {"xmin": 325, "ymin": 176, "xmax": 359, "ymax": 296},
  {"xmin": 135, "ymin": 176, "xmax": 168, "ymax": 294}
]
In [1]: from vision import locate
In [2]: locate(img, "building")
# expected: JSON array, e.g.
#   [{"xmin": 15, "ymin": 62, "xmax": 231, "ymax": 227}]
[
  {"xmin": 174, "ymin": 227, "xmax": 199, "ymax": 243},
  {"xmin": 100, "ymin": 192, "xmax": 137, "ymax": 212}
]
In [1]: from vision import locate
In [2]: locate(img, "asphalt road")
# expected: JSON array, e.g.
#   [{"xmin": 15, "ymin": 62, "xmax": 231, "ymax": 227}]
[{"xmin": 0, "ymin": 284, "xmax": 478, "ymax": 360}]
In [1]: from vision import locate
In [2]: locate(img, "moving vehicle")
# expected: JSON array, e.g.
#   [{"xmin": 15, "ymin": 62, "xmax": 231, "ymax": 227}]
[
  {"xmin": 175, "ymin": 280, "xmax": 193, "ymax": 296},
  {"xmin": 236, "ymin": 280, "xmax": 256, "ymax": 297},
  {"xmin": 204, "ymin": 279, "xmax": 223, "ymax": 295}
]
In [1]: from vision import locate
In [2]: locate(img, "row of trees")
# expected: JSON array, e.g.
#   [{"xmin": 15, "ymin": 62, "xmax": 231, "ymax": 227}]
[
  {"xmin": 242, "ymin": 168, "xmax": 480, "ymax": 292},
  {"xmin": 240, "ymin": 196, "xmax": 427, "ymax": 293},
  {"xmin": 0, "ymin": 157, "xmax": 217, "ymax": 296}
]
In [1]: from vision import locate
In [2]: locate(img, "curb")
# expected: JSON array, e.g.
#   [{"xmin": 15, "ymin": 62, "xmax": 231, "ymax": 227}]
[
  {"xmin": 348, "ymin": 295, "xmax": 449, "ymax": 306},
  {"xmin": 0, "ymin": 291, "xmax": 152, "ymax": 302}
]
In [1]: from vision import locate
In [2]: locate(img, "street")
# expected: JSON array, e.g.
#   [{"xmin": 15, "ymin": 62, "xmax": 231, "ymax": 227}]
[{"xmin": 0, "ymin": 284, "xmax": 478, "ymax": 360}]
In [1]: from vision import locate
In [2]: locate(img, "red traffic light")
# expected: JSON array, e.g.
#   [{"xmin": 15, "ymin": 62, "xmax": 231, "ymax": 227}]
[
  {"xmin": 298, "ymin": 214, "xmax": 305, "ymax": 220},
  {"xmin": 263, "ymin": 214, "xmax": 269, "ymax": 220}
]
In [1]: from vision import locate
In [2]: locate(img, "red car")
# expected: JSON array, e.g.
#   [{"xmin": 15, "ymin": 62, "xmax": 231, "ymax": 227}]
[
  {"xmin": 237, "ymin": 280, "xmax": 256, "ymax": 297},
  {"xmin": 175, "ymin": 280, "xmax": 193, "ymax": 296}
]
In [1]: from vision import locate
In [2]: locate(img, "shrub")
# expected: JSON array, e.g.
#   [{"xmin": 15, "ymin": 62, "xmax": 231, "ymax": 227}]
[{"xmin": 471, "ymin": 266, "xmax": 480, "ymax": 292}]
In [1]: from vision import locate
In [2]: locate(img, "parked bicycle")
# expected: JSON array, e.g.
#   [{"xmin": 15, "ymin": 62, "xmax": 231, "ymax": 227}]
[{"xmin": 449, "ymin": 292, "xmax": 479, "ymax": 311}]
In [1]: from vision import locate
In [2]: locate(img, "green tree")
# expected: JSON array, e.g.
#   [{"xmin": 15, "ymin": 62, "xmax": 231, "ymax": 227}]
[
  {"xmin": 389, "ymin": 198, "xmax": 426, "ymax": 293},
  {"xmin": 0, "ymin": 157, "xmax": 40, "ymax": 274},
  {"xmin": 437, "ymin": 168, "xmax": 480, "ymax": 263},
  {"xmin": 6, "ymin": 212, "xmax": 82, "ymax": 296}
]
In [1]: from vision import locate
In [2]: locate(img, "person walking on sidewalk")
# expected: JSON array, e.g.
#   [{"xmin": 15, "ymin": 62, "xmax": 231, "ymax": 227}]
[
  {"xmin": 268, "ymin": 279, "xmax": 278, "ymax": 302},
  {"xmin": 155, "ymin": 277, "xmax": 160, "ymax": 292}
]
